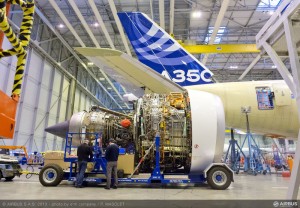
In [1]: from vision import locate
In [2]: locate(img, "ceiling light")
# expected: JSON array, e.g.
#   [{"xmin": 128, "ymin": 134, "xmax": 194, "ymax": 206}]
[
  {"xmin": 58, "ymin": 23, "xmax": 64, "ymax": 28},
  {"xmin": 229, "ymin": 66, "xmax": 238, "ymax": 69},
  {"xmin": 192, "ymin": 11, "xmax": 201, "ymax": 18},
  {"xmin": 272, "ymin": 65, "xmax": 277, "ymax": 68},
  {"xmin": 87, "ymin": 62, "xmax": 94, "ymax": 66},
  {"xmin": 93, "ymin": 22, "xmax": 99, "ymax": 27},
  {"xmin": 269, "ymin": 11, "xmax": 274, "ymax": 15},
  {"xmin": 99, "ymin": 77, "xmax": 105, "ymax": 81},
  {"xmin": 107, "ymin": 87, "xmax": 112, "ymax": 90}
]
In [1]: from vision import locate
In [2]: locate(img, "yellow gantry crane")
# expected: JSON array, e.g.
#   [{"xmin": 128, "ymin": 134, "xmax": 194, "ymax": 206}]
[{"xmin": 180, "ymin": 43, "xmax": 260, "ymax": 54}]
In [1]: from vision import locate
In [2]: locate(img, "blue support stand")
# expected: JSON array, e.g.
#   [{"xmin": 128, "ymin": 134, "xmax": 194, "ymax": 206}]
[
  {"xmin": 239, "ymin": 111, "xmax": 271, "ymax": 175},
  {"xmin": 224, "ymin": 129, "xmax": 246, "ymax": 173},
  {"xmin": 93, "ymin": 133, "xmax": 107, "ymax": 174},
  {"xmin": 64, "ymin": 132, "xmax": 107, "ymax": 180},
  {"xmin": 149, "ymin": 136, "xmax": 164, "ymax": 182}
]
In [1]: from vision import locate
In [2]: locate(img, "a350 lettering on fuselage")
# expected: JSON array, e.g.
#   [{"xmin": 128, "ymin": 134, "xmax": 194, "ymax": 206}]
[{"xmin": 161, "ymin": 69, "xmax": 212, "ymax": 83}]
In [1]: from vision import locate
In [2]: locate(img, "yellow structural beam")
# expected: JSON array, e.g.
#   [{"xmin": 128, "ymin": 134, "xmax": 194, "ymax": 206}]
[{"xmin": 180, "ymin": 43, "xmax": 260, "ymax": 54}]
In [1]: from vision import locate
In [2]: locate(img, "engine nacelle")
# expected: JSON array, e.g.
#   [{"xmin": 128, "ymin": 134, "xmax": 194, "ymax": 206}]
[{"xmin": 187, "ymin": 89, "xmax": 225, "ymax": 174}]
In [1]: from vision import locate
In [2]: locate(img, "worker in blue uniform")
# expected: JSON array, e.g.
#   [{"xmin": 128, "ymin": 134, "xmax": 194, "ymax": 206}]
[
  {"xmin": 105, "ymin": 138, "xmax": 119, "ymax": 189},
  {"xmin": 76, "ymin": 139, "xmax": 93, "ymax": 188}
]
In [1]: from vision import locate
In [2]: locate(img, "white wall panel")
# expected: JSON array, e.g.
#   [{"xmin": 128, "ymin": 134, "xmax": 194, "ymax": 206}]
[
  {"xmin": 55, "ymin": 138, "xmax": 63, "ymax": 151},
  {"xmin": 59, "ymin": 100, "xmax": 67, "ymax": 122},
  {"xmin": 74, "ymin": 88, "xmax": 80, "ymax": 113},
  {"xmin": 17, "ymin": 114, "xmax": 34, "ymax": 148},
  {"xmin": 46, "ymin": 117, "xmax": 57, "ymax": 150},
  {"xmin": 0, "ymin": 59, "xmax": 8, "ymax": 90},
  {"xmin": 32, "ymin": 136, "xmax": 43, "ymax": 152},
  {"xmin": 1, "ymin": 138, "xmax": 13, "ymax": 146},
  {"xmin": 16, "ymin": 134, "xmax": 31, "ymax": 149},
  {"xmin": 49, "ymin": 70, "xmax": 62, "ymax": 118},
  {"xmin": 81, "ymin": 92, "xmax": 87, "ymax": 110},
  {"xmin": 35, "ymin": 61, "xmax": 55, "ymax": 151},
  {"xmin": 13, "ymin": 48, "xmax": 45, "ymax": 153},
  {"xmin": 45, "ymin": 134, "xmax": 54, "ymax": 151},
  {"xmin": 49, "ymin": 93, "xmax": 59, "ymax": 118},
  {"xmin": 45, "ymin": 141, "xmax": 53, "ymax": 151},
  {"xmin": 28, "ymin": 51, "xmax": 43, "ymax": 80},
  {"xmin": 0, "ymin": 57, "xmax": 12, "ymax": 91},
  {"xmin": 47, "ymin": 116, "xmax": 56, "ymax": 127},
  {"xmin": 52, "ymin": 70, "xmax": 62, "ymax": 94},
  {"xmin": 42, "ymin": 63, "xmax": 53, "ymax": 88},
  {"xmin": 62, "ymin": 78, "xmax": 70, "ymax": 98},
  {"xmin": 35, "ymin": 63, "xmax": 53, "ymax": 143},
  {"xmin": 35, "ymin": 112, "xmax": 46, "ymax": 137},
  {"xmin": 18, "ymin": 106, "xmax": 35, "ymax": 137},
  {"xmin": 86, "ymin": 97, "xmax": 91, "ymax": 110},
  {"xmin": 74, "ymin": 89, "xmax": 97, "ymax": 113},
  {"xmin": 23, "ymin": 80, "xmax": 38, "ymax": 107},
  {"xmin": 59, "ymin": 78, "xmax": 70, "ymax": 122},
  {"xmin": 38, "ymin": 88, "xmax": 50, "ymax": 111}
]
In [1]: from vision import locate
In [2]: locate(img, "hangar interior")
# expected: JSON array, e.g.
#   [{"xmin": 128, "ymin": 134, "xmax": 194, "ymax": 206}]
[
  {"xmin": 1, "ymin": 0, "xmax": 300, "ymax": 202},
  {"xmin": 0, "ymin": 0, "xmax": 290, "ymax": 151}
]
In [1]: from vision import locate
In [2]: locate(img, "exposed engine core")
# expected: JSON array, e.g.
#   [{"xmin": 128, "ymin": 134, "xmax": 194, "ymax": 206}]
[{"xmin": 134, "ymin": 92, "xmax": 192, "ymax": 172}]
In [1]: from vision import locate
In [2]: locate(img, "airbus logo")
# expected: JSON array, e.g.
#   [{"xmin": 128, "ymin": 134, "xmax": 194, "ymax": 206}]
[{"xmin": 273, "ymin": 201, "xmax": 298, "ymax": 207}]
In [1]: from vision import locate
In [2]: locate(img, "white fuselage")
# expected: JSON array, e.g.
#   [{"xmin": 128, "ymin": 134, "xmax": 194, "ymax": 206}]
[{"xmin": 186, "ymin": 80, "xmax": 299, "ymax": 139}]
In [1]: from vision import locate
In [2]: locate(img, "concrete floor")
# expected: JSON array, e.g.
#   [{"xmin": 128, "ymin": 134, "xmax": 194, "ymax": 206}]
[{"xmin": 0, "ymin": 173, "xmax": 299, "ymax": 200}]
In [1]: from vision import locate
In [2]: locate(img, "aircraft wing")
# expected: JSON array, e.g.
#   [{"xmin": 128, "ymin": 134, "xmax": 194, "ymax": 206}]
[{"xmin": 75, "ymin": 47, "xmax": 184, "ymax": 96}]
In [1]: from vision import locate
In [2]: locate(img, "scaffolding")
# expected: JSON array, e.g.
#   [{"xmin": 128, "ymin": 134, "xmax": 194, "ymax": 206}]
[{"xmin": 256, "ymin": 0, "xmax": 300, "ymax": 199}]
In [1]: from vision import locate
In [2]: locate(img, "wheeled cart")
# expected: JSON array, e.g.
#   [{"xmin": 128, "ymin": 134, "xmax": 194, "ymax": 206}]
[{"xmin": 39, "ymin": 133, "xmax": 233, "ymax": 190}]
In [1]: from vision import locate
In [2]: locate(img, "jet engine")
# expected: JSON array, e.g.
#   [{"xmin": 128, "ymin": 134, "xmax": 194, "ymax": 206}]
[{"xmin": 45, "ymin": 90, "xmax": 225, "ymax": 174}]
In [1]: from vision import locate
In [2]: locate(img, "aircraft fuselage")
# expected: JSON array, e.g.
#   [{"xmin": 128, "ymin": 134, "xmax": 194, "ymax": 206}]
[{"xmin": 186, "ymin": 80, "xmax": 299, "ymax": 138}]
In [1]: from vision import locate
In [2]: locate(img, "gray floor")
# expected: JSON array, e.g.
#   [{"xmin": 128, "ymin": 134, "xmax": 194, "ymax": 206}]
[{"xmin": 0, "ymin": 173, "xmax": 299, "ymax": 200}]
